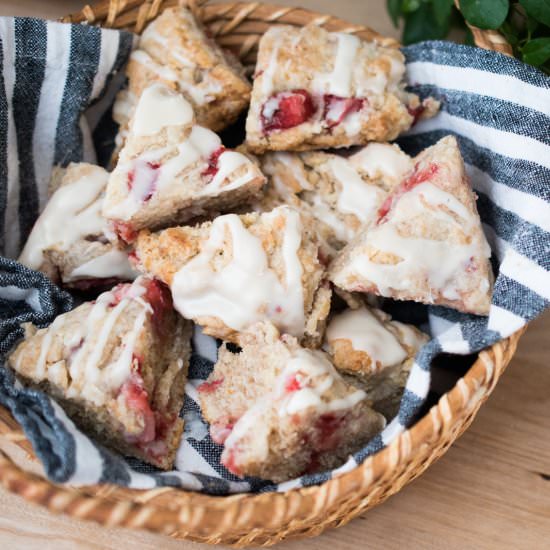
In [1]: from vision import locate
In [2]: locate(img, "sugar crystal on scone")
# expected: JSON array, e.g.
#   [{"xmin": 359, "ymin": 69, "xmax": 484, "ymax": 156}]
[
  {"xmin": 329, "ymin": 136, "xmax": 493, "ymax": 315},
  {"xmin": 7, "ymin": 276, "xmax": 192, "ymax": 470},
  {"xmin": 104, "ymin": 83, "xmax": 265, "ymax": 243},
  {"xmin": 246, "ymin": 24, "xmax": 438, "ymax": 153}
]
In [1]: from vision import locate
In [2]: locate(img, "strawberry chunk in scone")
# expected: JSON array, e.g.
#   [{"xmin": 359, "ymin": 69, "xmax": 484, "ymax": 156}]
[
  {"xmin": 329, "ymin": 136, "xmax": 494, "ymax": 315},
  {"xmin": 103, "ymin": 83, "xmax": 266, "ymax": 243},
  {"xmin": 7, "ymin": 276, "xmax": 192, "ymax": 470},
  {"xmin": 246, "ymin": 24, "xmax": 439, "ymax": 153}
]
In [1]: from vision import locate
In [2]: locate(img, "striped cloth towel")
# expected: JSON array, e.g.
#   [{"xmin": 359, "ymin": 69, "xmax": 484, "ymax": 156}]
[{"xmin": 0, "ymin": 16, "xmax": 548, "ymax": 495}]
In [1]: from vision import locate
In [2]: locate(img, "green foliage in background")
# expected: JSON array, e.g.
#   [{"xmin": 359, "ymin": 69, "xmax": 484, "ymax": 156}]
[{"xmin": 387, "ymin": 0, "xmax": 550, "ymax": 73}]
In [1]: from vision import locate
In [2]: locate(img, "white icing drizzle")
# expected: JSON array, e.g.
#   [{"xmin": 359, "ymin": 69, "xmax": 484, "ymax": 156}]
[
  {"xmin": 326, "ymin": 307, "xmax": 407, "ymax": 368},
  {"xmin": 264, "ymin": 152, "xmax": 313, "ymax": 194},
  {"xmin": 108, "ymin": 84, "xmax": 259, "ymax": 220},
  {"xmin": 278, "ymin": 349, "xmax": 366, "ymax": 415},
  {"xmin": 341, "ymin": 181, "xmax": 488, "ymax": 300},
  {"xmin": 64, "ymin": 279, "xmax": 150, "ymax": 405},
  {"xmin": 171, "ymin": 207, "xmax": 306, "ymax": 336},
  {"xmin": 261, "ymin": 31, "xmax": 283, "ymax": 95},
  {"xmin": 131, "ymin": 83, "xmax": 194, "ymax": 137},
  {"xmin": 309, "ymin": 193, "xmax": 354, "ymax": 243},
  {"xmin": 199, "ymin": 151, "xmax": 253, "ymax": 197},
  {"xmin": 321, "ymin": 156, "xmax": 386, "ymax": 225},
  {"xmin": 349, "ymin": 143, "xmax": 413, "ymax": 188},
  {"xmin": 67, "ymin": 249, "xmax": 138, "ymax": 281},
  {"xmin": 224, "ymin": 401, "xmax": 270, "ymax": 461},
  {"xmin": 35, "ymin": 316, "xmax": 65, "ymax": 380},
  {"xmin": 19, "ymin": 166, "xmax": 108, "ymax": 270},
  {"xmin": 131, "ymin": 50, "xmax": 179, "ymax": 85},
  {"xmin": 315, "ymin": 33, "xmax": 360, "ymax": 97}
]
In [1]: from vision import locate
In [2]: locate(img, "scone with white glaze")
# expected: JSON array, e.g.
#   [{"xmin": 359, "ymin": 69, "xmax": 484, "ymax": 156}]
[
  {"xmin": 134, "ymin": 205, "xmax": 331, "ymax": 347},
  {"xmin": 257, "ymin": 143, "xmax": 413, "ymax": 257},
  {"xmin": 324, "ymin": 306, "xmax": 428, "ymax": 418},
  {"xmin": 245, "ymin": 24, "xmax": 438, "ymax": 153},
  {"xmin": 18, "ymin": 163, "xmax": 137, "ymax": 290},
  {"xmin": 199, "ymin": 322, "xmax": 385, "ymax": 482},
  {"xmin": 104, "ymin": 84, "xmax": 266, "ymax": 243},
  {"xmin": 7, "ymin": 276, "xmax": 192, "ymax": 469},
  {"xmin": 329, "ymin": 136, "xmax": 494, "ymax": 315},
  {"xmin": 113, "ymin": 5, "xmax": 251, "ymax": 143}
]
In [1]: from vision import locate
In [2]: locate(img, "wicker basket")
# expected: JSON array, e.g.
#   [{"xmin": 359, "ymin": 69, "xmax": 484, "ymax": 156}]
[{"xmin": 0, "ymin": 0, "xmax": 520, "ymax": 546}]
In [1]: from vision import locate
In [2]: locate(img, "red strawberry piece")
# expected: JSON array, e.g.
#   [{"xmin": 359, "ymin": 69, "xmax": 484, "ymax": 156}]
[
  {"xmin": 284, "ymin": 374, "xmax": 302, "ymax": 393},
  {"xmin": 112, "ymin": 221, "xmax": 138, "ymax": 244},
  {"xmin": 210, "ymin": 420, "xmax": 235, "ymax": 445},
  {"xmin": 198, "ymin": 377, "xmax": 224, "ymax": 394},
  {"xmin": 376, "ymin": 162, "xmax": 439, "ymax": 223},
  {"xmin": 407, "ymin": 103, "xmax": 426, "ymax": 125},
  {"xmin": 144, "ymin": 279, "xmax": 173, "ymax": 333},
  {"xmin": 120, "ymin": 374, "xmax": 156, "ymax": 444},
  {"xmin": 261, "ymin": 89, "xmax": 316, "ymax": 133},
  {"xmin": 323, "ymin": 95, "xmax": 364, "ymax": 128},
  {"xmin": 201, "ymin": 147, "xmax": 226, "ymax": 180},
  {"xmin": 221, "ymin": 447, "xmax": 242, "ymax": 476},
  {"xmin": 314, "ymin": 413, "xmax": 345, "ymax": 451}
]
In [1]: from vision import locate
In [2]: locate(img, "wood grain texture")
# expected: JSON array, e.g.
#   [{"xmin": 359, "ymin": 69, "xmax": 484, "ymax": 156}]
[{"xmin": 0, "ymin": 1, "xmax": 548, "ymax": 548}]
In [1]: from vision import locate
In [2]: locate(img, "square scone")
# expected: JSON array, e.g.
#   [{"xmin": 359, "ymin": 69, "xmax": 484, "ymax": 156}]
[
  {"xmin": 7, "ymin": 276, "xmax": 192, "ymax": 470},
  {"xmin": 329, "ymin": 136, "xmax": 494, "ymax": 315},
  {"xmin": 134, "ymin": 205, "xmax": 332, "ymax": 347},
  {"xmin": 112, "ymin": 6, "xmax": 251, "ymax": 135},
  {"xmin": 257, "ymin": 143, "xmax": 413, "ymax": 257},
  {"xmin": 245, "ymin": 24, "xmax": 438, "ymax": 153},
  {"xmin": 18, "ymin": 162, "xmax": 137, "ymax": 290},
  {"xmin": 199, "ymin": 322, "xmax": 385, "ymax": 482},
  {"xmin": 104, "ymin": 83, "xmax": 266, "ymax": 243}
]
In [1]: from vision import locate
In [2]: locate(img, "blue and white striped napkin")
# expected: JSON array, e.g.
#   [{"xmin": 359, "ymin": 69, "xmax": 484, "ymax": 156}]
[{"xmin": 0, "ymin": 17, "xmax": 548, "ymax": 495}]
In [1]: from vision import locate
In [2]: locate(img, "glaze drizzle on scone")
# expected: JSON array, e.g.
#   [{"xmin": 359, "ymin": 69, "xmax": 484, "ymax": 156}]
[
  {"xmin": 329, "ymin": 136, "xmax": 493, "ymax": 315},
  {"xmin": 246, "ymin": 25, "xmax": 439, "ymax": 153},
  {"xmin": 18, "ymin": 163, "xmax": 137, "ymax": 287},
  {"xmin": 199, "ymin": 322, "xmax": 385, "ymax": 481},
  {"xmin": 135, "ymin": 205, "xmax": 331, "ymax": 346},
  {"xmin": 258, "ymin": 143, "xmax": 413, "ymax": 255},
  {"xmin": 104, "ymin": 84, "xmax": 265, "ymax": 242},
  {"xmin": 8, "ymin": 276, "xmax": 192, "ymax": 469}
]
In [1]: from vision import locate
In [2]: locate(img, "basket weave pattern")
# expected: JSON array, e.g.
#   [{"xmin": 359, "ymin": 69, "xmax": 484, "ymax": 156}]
[{"xmin": 0, "ymin": 0, "xmax": 518, "ymax": 546}]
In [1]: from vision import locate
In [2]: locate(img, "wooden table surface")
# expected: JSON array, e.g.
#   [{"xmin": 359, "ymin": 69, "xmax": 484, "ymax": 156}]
[{"xmin": 1, "ymin": 1, "xmax": 549, "ymax": 549}]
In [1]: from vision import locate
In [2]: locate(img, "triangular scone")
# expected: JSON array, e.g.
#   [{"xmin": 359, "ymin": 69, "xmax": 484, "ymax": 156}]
[
  {"xmin": 324, "ymin": 307, "xmax": 428, "ymax": 418},
  {"xmin": 7, "ymin": 276, "xmax": 191, "ymax": 470},
  {"xmin": 245, "ymin": 24, "xmax": 439, "ymax": 154},
  {"xmin": 135, "ymin": 205, "xmax": 331, "ymax": 347},
  {"xmin": 258, "ymin": 143, "xmax": 413, "ymax": 256},
  {"xmin": 199, "ymin": 322, "xmax": 385, "ymax": 482},
  {"xmin": 104, "ymin": 83, "xmax": 266, "ymax": 243},
  {"xmin": 112, "ymin": 6, "xmax": 250, "ymax": 136},
  {"xmin": 18, "ymin": 163, "xmax": 137, "ymax": 290},
  {"xmin": 329, "ymin": 136, "xmax": 493, "ymax": 315}
]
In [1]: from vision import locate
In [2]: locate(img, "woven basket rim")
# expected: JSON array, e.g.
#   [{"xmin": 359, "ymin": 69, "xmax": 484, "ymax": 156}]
[{"xmin": 0, "ymin": 1, "xmax": 517, "ymax": 546}]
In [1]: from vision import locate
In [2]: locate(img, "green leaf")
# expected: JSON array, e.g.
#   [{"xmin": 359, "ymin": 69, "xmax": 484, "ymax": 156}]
[
  {"xmin": 387, "ymin": 0, "xmax": 402, "ymax": 27},
  {"xmin": 461, "ymin": 0, "xmax": 509, "ymax": 29},
  {"xmin": 521, "ymin": 37, "xmax": 550, "ymax": 65},
  {"xmin": 403, "ymin": 3, "xmax": 450, "ymax": 44},
  {"xmin": 500, "ymin": 20, "xmax": 520, "ymax": 46},
  {"xmin": 432, "ymin": 0, "xmax": 454, "ymax": 26},
  {"xmin": 402, "ymin": 0, "xmax": 421, "ymax": 13},
  {"xmin": 520, "ymin": 0, "xmax": 550, "ymax": 27}
]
